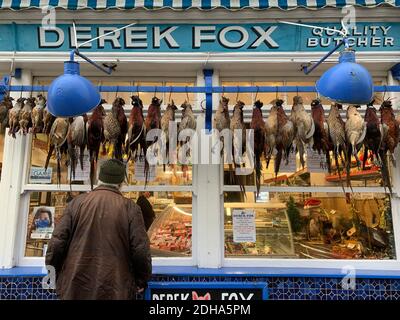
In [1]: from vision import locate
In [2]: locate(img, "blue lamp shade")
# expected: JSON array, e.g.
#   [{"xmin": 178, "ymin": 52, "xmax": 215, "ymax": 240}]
[
  {"xmin": 316, "ymin": 50, "xmax": 374, "ymax": 105},
  {"xmin": 47, "ymin": 61, "xmax": 101, "ymax": 117},
  {"xmin": 391, "ymin": 63, "xmax": 400, "ymax": 81}
]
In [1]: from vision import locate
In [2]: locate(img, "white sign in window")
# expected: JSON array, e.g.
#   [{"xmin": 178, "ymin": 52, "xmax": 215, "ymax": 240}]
[{"xmin": 232, "ymin": 209, "xmax": 256, "ymax": 243}]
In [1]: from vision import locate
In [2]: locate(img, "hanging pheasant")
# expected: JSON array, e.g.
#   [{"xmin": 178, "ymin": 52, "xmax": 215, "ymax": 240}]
[
  {"xmin": 275, "ymin": 99, "xmax": 294, "ymax": 177},
  {"xmin": 31, "ymin": 95, "xmax": 45, "ymax": 136},
  {"xmin": 265, "ymin": 99, "xmax": 279, "ymax": 169},
  {"xmin": 290, "ymin": 96, "xmax": 315, "ymax": 169},
  {"xmin": 213, "ymin": 96, "xmax": 231, "ymax": 158},
  {"xmin": 178, "ymin": 101, "xmax": 196, "ymax": 177},
  {"xmin": 161, "ymin": 100, "xmax": 178, "ymax": 170},
  {"xmin": 45, "ymin": 117, "xmax": 69, "ymax": 185},
  {"xmin": 311, "ymin": 99, "xmax": 332, "ymax": 173},
  {"xmin": 19, "ymin": 97, "xmax": 35, "ymax": 135},
  {"xmin": 250, "ymin": 100, "xmax": 265, "ymax": 195},
  {"xmin": 380, "ymin": 99, "xmax": 399, "ymax": 167},
  {"xmin": 88, "ymin": 99, "xmax": 106, "ymax": 189},
  {"xmin": 42, "ymin": 95, "xmax": 56, "ymax": 136},
  {"xmin": 0, "ymin": 96, "xmax": 13, "ymax": 134},
  {"xmin": 67, "ymin": 115, "xmax": 88, "ymax": 181},
  {"xmin": 8, "ymin": 97, "xmax": 25, "ymax": 138},
  {"xmin": 126, "ymin": 95, "xmax": 146, "ymax": 162}
]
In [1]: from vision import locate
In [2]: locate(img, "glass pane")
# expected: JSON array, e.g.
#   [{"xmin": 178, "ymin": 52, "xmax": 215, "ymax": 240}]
[
  {"xmin": 29, "ymin": 130, "xmax": 192, "ymax": 186},
  {"xmin": 224, "ymin": 192, "xmax": 396, "ymax": 259},
  {"xmin": 224, "ymin": 148, "xmax": 387, "ymax": 188},
  {"xmin": 253, "ymin": 81, "xmax": 284, "ymax": 105},
  {"xmin": 221, "ymin": 81, "xmax": 252, "ymax": 105},
  {"xmin": 96, "ymin": 80, "xmax": 131, "ymax": 104},
  {"xmin": 165, "ymin": 81, "xmax": 195, "ymax": 107},
  {"xmin": 25, "ymin": 191, "xmax": 193, "ymax": 258},
  {"xmin": 135, "ymin": 81, "xmax": 164, "ymax": 106}
]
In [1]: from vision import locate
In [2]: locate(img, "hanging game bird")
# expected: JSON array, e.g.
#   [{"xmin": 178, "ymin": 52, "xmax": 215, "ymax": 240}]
[
  {"xmin": 363, "ymin": 100, "xmax": 392, "ymax": 194},
  {"xmin": 113, "ymin": 97, "xmax": 128, "ymax": 161},
  {"xmin": 275, "ymin": 99, "xmax": 294, "ymax": 177},
  {"xmin": 104, "ymin": 99, "xmax": 122, "ymax": 158},
  {"xmin": 213, "ymin": 96, "xmax": 231, "ymax": 156},
  {"xmin": 380, "ymin": 99, "xmax": 399, "ymax": 166},
  {"xmin": 264, "ymin": 99, "xmax": 279, "ymax": 169},
  {"xmin": 345, "ymin": 105, "xmax": 367, "ymax": 167},
  {"xmin": 0, "ymin": 96, "xmax": 13, "ymax": 134},
  {"xmin": 8, "ymin": 97, "xmax": 25, "ymax": 137},
  {"xmin": 19, "ymin": 97, "xmax": 35, "ymax": 135},
  {"xmin": 178, "ymin": 101, "xmax": 196, "ymax": 177},
  {"xmin": 161, "ymin": 100, "xmax": 178, "ymax": 169},
  {"xmin": 42, "ymin": 95, "xmax": 56, "ymax": 136},
  {"xmin": 31, "ymin": 95, "xmax": 45, "ymax": 135},
  {"xmin": 88, "ymin": 99, "xmax": 106, "ymax": 189},
  {"xmin": 67, "ymin": 115, "xmax": 88, "ymax": 181},
  {"xmin": 250, "ymin": 100, "xmax": 266, "ymax": 196},
  {"xmin": 290, "ymin": 96, "xmax": 315, "ymax": 169},
  {"xmin": 126, "ymin": 95, "xmax": 146, "ymax": 162},
  {"xmin": 45, "ymin": 117, "xmax": 70, "ymax": 185},
  {"xmin": 327, "ymin": 102, "xmax": 348, "ymax": 186},
  {"xmin": 311, "ymin": 99, "xmax": 332, "ymax": 173}
]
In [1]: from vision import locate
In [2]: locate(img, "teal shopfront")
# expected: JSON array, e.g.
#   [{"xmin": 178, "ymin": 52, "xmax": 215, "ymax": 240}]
[{"xmin": 0, "ymin": 0, "xmax": 400, "ymax": 300}]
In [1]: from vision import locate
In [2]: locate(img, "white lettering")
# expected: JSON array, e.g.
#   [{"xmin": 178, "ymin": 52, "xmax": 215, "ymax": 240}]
[
  {"xmin": 39, "ymin": 27, "xmax": 64, "ymax": 47},
  {"xmin": 307, "ymin": 38, "xmax": 319, "ymax": 47},
  {"xmin": 153, "ymin": 26, "xmax": 179, "ymax": 48},
  {"xmin": 381, "ymin": 26, "xmax": 391, "ymax": 36},
  {"xmin": 98, "ymin": 27, "xmax": 121, "ymax": 48},
  {"xmin": 250, "ymin": 26, "xmax": 279, "ymax": 48},
  {"xmin": 193, "ymin": 26, "xmax": 216, "ymax": 48},
  {"xmin": 384, "ymin": 37, "xmax": 394, "ymax": 46},
  {"xmin": 219, "ymin": 26, "xmax": 249, "ymax": 48},
  {"xmin": 371, "ymin": 37, "xmax": 381, "ymax": 47},
  {"xmin": 125, "ymin": 27, "xmax": 147, "ymax": 48}
]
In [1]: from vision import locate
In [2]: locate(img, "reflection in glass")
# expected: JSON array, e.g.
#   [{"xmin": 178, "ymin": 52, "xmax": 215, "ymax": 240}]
[
  {"xmin": 224, "ymin": 192, "xmax": 395, "ymax": 259},
  {"xmin": 25, "ymin": 191, "xmax": 193, "ymax": 258}
]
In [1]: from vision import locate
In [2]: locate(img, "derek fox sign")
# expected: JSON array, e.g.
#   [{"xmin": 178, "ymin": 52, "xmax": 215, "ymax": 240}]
[
  {"xmin": 145, "ymin": 282, "xmax": 268, "ymax": 300},
  {"xmin": 0, "ymin": 23, "xmax": 398, "ymax": 52}
]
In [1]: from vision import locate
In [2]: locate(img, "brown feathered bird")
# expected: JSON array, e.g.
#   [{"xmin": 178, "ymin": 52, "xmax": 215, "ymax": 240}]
[
  {"xmin": 42, "ymin": 95, "xmax": 56, "ymax": 136},
  {"xmin": 213, "ymin": 96, "xmax": 231, "ymax": 163},
  {"xmin": 88, "ymin": 99, "xmax": 106, "ymax": 189},
  {"xmin": 363, "ymin": 100, "xmax": 392, "ymax": 193},
  {"xmin": 311, "ymin": 99, "xmax": 332, "ymax": 172},
  {"xmin": 19, "ymin": 97, "xmax": 35, "ymax": 135},
  {"xmin": 67, "ymin": 115, "xmax": 88, "ymax": 181},
  {"xmin": 161, "ymin": 100, "xmax": 178, "ymax": 169},
  {"xmin": 290, "ymin": 96, "xmax": 315, "ymax": 169},
  {"xmin": 8, "ymin": 97, "xmax": 25, "ymax": 137},
  {"xmin": 327, "ymin": 103, "xmax": 348, "ymax": 182},
  {"xmin": 113, "ymin": 97, "xmax": 128, "ymax": 160},
  {"xmin": 230, "ymin": 100, "xmax": 246, "ymax": 166},
  {"xmin": 31, "ymin": 95, "xmax": 45, "ymax": 135},
  {"xmin": 265, "ymin": 100, "xmax": 279, "ymax": 168},
  {"xmin": 103, "ymin": 98, "xmax": 122, "ymax": 159},
  {"xmin": 345, "ymin": 105, "xmax": 366, "ymax": 168},
  {"xmin": 275, "ymin": 99, "xmax": 294, "ymax": 177},
  {"xmin": 0, "ymin": 96, "xmax": 13, "ymax": 134},
  {"xmin": 45, "ymin": 117, "xmax": 70, "ymax": 185},
  {"xmin": 250, "ymin": 100, "xmax": 266, "ymax": 195},
  {"xmin": 126, "ymin": 95, "xmax": 146, "ymax": 162},
  {"xmin": 178, "ymin": 101, "xmax": 197, "ymax": 177},
  {"xmin": 380, "ymin": 99, "xmax": 399, "ymax": 166}
]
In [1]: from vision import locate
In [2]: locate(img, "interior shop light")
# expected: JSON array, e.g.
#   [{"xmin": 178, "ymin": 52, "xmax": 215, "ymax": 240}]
[
  {"xmin": 47, "ymin": 22, "xmax": 136, "ymax": 117},
  {"xmin": 279, "ymin": 21, "xmax": 374, "ymax": 105}
]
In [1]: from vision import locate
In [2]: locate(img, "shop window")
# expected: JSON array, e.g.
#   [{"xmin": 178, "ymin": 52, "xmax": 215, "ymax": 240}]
[
  {"xmin": 252, "ymin": 81, "xmax": 284, "ymax": 105},
  {"xmin": 221, "ymin": 81, "xmax": 252, "ymax": 105},
  {"xmin": 224, "ymin": 192, "xmax": 395, "ymax": 260},
  {"xmin": 24, "ymin": 191, "xmax": 193, "ymax": 258},
  {"xmin": 165, "ymin": 82, "xmax": 195, "ymax": 107}
]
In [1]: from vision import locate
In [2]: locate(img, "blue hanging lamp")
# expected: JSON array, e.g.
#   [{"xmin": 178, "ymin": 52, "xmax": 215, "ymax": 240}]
[
  {"xmin": 47, "ymin": 22, "xmax": 136, "ymax": 117},
  {"xmin": 316, "ymin": 49, "xmax": 374, "ymax": 105},
  {"xmin": 280, "ymin": 21, "xmax": 374, "ymax": 105}
]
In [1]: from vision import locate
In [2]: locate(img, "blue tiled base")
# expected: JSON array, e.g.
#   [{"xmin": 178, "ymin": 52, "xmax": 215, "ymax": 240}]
[{"xmin": 1, "ymin": 275, "xmax": 400, "ymax": 300}]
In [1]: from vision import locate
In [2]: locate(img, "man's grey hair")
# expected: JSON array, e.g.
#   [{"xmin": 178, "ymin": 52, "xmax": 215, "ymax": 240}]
[{"xmin": 98, "ymin": 180, "xmax": 122, "ymax": 190}]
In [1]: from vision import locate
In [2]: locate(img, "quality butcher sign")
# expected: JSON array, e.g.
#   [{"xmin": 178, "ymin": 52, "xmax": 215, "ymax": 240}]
[
  {"xmin": 0, "ymin": 22, "xmax": 398, "ymax": 52},
  {"xmin": 145, "ymin": 282, "xmax": 268, "ymax": 300}
]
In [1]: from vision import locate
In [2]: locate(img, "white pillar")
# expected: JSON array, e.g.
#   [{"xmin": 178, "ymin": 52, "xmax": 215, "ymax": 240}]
[
  {"xmin": 195, "ymin": 69, "xmax": 223, "ymax": 268},
  {"xmin": 0, "ymin": 69, "xmax": 32, "ymax": 268}
]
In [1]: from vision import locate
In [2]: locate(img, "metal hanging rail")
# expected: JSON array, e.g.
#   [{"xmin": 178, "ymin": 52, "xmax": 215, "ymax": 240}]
[{"xmin": 7, "ymin": 85, "xmax": 400, "ymax": 93}]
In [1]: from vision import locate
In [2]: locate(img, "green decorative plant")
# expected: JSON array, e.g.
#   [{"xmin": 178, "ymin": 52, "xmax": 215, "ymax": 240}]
[{"xmin": 286, "ymin": 196, "xmax": 303, "ymax": 233}]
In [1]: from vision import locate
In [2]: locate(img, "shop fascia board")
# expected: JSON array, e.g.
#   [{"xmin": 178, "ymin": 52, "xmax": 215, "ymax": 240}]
[{"xmin": 0, "ymin": 7, "xmax": 399, "ymax": 23}]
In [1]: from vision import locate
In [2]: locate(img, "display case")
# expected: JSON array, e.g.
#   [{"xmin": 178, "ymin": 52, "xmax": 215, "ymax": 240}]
[
  {"xmin": 148, "ymin": 204, "xmax": 192, "ymax": 257},
  {"xmin": 224, "ymin": 202, "xmax": 296, "ymax": 258}
]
